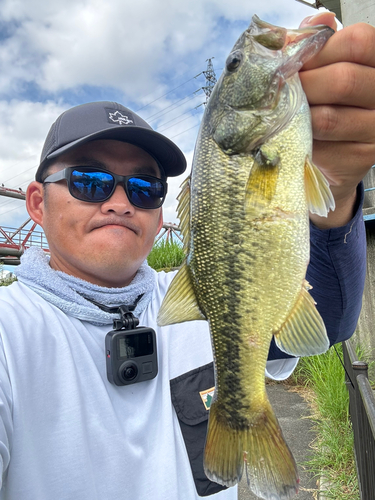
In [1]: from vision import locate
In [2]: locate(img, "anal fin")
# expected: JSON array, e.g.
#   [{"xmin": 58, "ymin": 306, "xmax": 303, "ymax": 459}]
[{"xmin": 274, "ymin": 280, "xmax": 329, "ymax": 356}]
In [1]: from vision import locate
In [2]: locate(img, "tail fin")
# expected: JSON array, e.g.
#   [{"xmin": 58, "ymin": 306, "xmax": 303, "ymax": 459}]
[
  {"xmin": 203, "ymin": 401, "xmax": 244, "ymax": 487},
  {"xmin": 204, "ymin": 400, "xmax": 299, "ymax": 500}
]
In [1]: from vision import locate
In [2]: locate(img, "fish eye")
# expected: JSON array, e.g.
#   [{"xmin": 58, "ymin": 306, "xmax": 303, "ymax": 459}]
[{"xmin": 226, "ymin": 50, "xmax": 243, "ymax": 72}]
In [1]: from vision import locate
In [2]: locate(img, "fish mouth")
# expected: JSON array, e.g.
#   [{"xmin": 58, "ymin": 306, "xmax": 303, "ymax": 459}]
[{"xmin": 248, "ymin": 14, "xmax": 334, "ymax": 52}]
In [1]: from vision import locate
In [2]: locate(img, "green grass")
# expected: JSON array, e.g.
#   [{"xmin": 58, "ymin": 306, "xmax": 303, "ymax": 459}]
[
  {"xmin": 291, "ymin": 345, "xmax": 360, "ymax": 499},
  {"xmin": 147, "ymin": 239, "xmax": 185, "ymax": 272}
]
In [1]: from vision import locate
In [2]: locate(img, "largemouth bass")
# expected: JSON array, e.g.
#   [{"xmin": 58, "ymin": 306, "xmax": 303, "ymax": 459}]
[{"xmin": 158, "ymin": 15, "xmax": 335, "ymax": 500}]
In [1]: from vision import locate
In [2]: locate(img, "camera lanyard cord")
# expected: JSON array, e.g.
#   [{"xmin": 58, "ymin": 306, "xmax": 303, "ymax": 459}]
[{"xmin": 76, "ymin": 292, "xmax": 144, "ymax": 331}]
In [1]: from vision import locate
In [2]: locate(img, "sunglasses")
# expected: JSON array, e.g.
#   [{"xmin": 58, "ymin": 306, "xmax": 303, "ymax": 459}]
[{"xmin": 43, "ymin": 167, "xmax": 168, "ymax": 209}]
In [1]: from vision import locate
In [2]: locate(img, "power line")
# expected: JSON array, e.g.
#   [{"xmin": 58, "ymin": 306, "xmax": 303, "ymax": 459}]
[
  {"xmin": 156, "ymin": 100, "xmax": 204, "ymax": 130},
  {"xmin": 150, "ymin": 92, "xmax": 205, "ymax": 127},
  {"xmin": 1, "ymin": 163, "xmax": 37, "ymax": 185},
  {"xmin": 145, "ymin": 90, "xmax": 203, "ymax": 122},
  {"xmin": 133, "ymin": 61, "xmax": 206, "ymax": 111},
  {"xmin": 15, "ymin": 178, "xmax": 32, "ymax": 189},
  {"xmin": 139, "ymin": 65, "xmax": 208, "ymax": 123},
  {"xmin": 0, "ymin": 203, "xmax": 27, "ymax": 216},
  {"xmin": 0, "ymin": 63, "xmax": 212, "ymax": 225},
  {"xmin": 151, "ymin": 92, "xmax": 203, "ymax": 127},
  {"xmin": 0, "ymin": 198, "xmax": 20, "ymax": 209},
  {"xmin": 0, "ymin": 65, "xmax": 209, "ymax": 181},
  {"xmin": 158, "ymin": 112, "xmax": 201, "ymax": 133},
  {"xmin": 158, "ymin": 114, "xmax": 197, "ymax": 133},
  {"xmin": 135, "ymin": 73, "xmax": 203, "ymax": 113},
  {"xmin": 170, "ymin": 123, "xmax": 200, "ymax": 140}
]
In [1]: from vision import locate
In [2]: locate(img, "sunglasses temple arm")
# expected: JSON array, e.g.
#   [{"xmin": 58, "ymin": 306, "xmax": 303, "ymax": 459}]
[{"xmin": 43, "ymin": 169, "xmax": 69, "ymax": 183}]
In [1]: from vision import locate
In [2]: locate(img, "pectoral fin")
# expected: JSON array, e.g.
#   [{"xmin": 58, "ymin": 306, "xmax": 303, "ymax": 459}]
[
  {"xmin": 274, "ymin": 280, "xmax": 329, "ymax": 356},
  {"xmin": 305, "ymin": 156, "xmax": 335, "ymax": 217},
  {"xmin": 245, "ymin": 146, "xmax": 280, "ymax": 216},
  {"xmin": 157, "ymin": 263, "xmax": 206, "ymax": 326}
]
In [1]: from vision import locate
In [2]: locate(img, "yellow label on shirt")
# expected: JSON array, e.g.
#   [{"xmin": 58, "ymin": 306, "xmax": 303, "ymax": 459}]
[{"xmin": 199, "ymin": 386, "xmax": 215, "ymax": 410}]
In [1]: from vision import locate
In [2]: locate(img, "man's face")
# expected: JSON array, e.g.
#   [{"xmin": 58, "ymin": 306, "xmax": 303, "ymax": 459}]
[{"xmin": 27, "ymin": 140, "xmax": 164, "ymax": 287}]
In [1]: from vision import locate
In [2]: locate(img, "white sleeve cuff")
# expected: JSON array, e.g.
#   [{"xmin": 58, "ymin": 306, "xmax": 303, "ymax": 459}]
[{"xmin": 265, "ymin": 358, "xmax": 299, "ymax": 380}]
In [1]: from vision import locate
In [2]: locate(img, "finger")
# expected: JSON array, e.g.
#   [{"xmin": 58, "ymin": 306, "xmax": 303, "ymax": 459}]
[
  {"xmin": 311, "ymin": 106, "xmax": 375, "ymax": 143},
  {"xmin": 302, "ymin": 22, "xmax": 375, "ymax": 70},
  {"xmin": 299, "ymin": 12, "xmax": 337, "ymax": 31},
  {"xmin": 300, "ymin": 62, "xmax": 375, "ymax": 109},
  {"xmin": 312, "ymin": 140, "xmax": 375, "ymax": 186}
]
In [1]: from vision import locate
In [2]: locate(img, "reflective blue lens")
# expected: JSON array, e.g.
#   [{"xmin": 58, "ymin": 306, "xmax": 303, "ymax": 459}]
[
  {"xmin": 69, "ymin": 168, "xmax": 165, "ymax": 208},
  {"xmin": 127, "ymin": 177, "xmax": 165, "ymax": 209},
  {"xmin": 71, "ymin": 170, "xmax": 114, "ymax": 201}
]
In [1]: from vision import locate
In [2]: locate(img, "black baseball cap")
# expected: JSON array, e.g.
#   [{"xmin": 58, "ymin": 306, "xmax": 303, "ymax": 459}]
[{"xmin": 36, "ymin": 101, "xmax": 187, "ymax": 182}]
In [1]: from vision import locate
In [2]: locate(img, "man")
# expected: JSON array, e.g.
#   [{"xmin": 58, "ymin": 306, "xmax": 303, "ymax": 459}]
[{"xmin": 0, "ymin": 13, "xmax": 373, "ymax": 500}]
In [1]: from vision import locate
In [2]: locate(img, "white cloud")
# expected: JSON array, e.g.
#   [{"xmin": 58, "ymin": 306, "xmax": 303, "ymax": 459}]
[
  {"xmin": 0, "ymin": 99, "xmax": 67, "ymax": 183},
  {"xmin": 0, "ymin": 0, "xmax": 324, "ymax": 233},
  {"xmin": 0, "ymin": 99, "xmax": 68, "ymax": 226},
  {"xmin": 0, "ymin": 0, "xmax": 318, "ymax": 96}
]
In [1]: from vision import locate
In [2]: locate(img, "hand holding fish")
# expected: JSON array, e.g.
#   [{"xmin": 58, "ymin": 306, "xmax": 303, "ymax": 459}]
[{"xmin": 300, "ymin": 13, "xmax": 375, "ymax": 228}]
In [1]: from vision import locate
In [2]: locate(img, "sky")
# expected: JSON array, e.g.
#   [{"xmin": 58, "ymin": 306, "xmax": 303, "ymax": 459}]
[{"xmin": 0, "ymin": 0, "xmax": 329, "ymax": 256}]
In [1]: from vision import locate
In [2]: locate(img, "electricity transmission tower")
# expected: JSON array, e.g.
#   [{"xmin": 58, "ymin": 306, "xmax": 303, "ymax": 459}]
[{"xmin": 202, "ymin": 58, "xmax": 217, "ymax": 105}]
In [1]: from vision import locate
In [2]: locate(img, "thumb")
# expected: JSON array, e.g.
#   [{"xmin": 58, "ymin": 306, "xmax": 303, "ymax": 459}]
[{"xmin": 299, "ymin": 11, "xmax": 337, "ymax": 30}]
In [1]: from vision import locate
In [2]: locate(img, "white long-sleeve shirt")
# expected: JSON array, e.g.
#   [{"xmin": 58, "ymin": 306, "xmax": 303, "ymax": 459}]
[{"xmin": 0, "ymin": 272, "xmax": 297, "ymax": 500}]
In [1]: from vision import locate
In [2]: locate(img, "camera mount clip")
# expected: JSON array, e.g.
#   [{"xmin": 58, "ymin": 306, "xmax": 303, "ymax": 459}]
[
  {"xmin": 112, "ymin": 305, "xmax": 139, "ymax": 331},
  {"xmin": 78, "ymin": 293, "xmax": 143, "ymax": 330}
]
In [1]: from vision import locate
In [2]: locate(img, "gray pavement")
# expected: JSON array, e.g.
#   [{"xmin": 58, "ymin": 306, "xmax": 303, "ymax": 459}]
[{"xmin": 238, "ymin": 383, "xmax": 318, "ymax": 500}]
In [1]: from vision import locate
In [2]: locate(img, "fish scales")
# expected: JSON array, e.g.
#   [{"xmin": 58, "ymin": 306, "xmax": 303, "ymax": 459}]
[
  {"xmin": 158, "ymin": 15, "xmax": 335, "ymax": 500},
  {"xmin": 192, "ymin": 139, "xmax": 265, "ymax": 421}
]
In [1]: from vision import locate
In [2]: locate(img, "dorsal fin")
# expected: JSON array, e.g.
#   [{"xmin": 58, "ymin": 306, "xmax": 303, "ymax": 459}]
[{"xmin": 176, "ymin": 176, "xmax": 191, "ymax": 253}]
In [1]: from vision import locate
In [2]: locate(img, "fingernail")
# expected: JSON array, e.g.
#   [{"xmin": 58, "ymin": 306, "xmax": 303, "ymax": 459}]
[
  {"xmin": 301, "ymin": 15, "xmax": 314, "ymax": 26},
  {"xmin": 299, "ymin": 12, "xmax": 336, "ymax": 28}
]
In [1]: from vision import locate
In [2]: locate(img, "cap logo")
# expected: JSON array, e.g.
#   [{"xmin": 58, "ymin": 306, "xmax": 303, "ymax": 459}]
[{"xmin": 108, "ymin": 110, "xmax": 134, "ymax": 125}]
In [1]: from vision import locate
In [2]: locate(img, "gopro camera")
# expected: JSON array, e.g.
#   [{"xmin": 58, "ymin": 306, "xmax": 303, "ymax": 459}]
[{"xmin": 105, "ymin": 328, "xmax": 158, "ymax": 386}]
